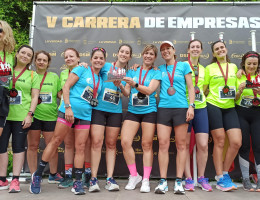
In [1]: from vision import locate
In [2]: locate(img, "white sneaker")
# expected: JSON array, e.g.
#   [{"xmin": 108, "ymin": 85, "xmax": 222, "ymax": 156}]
[
  {"xmin": 140, "ymin": 179, "xmax": 150, "ymax": 193},
  {"xmin": 105, "ymin": 177, "xmax": 119, "ymax": 191},
  {"xmin": 154, "ymin": 179, "xmax": 168, "ymax": 194},
  {"xmin": 125, "ymin": 174, "xmax": 142, "ymax": 190},
  {"xmin": 174, "ymin": 179, "xmax": 185, "ymax": 194}
]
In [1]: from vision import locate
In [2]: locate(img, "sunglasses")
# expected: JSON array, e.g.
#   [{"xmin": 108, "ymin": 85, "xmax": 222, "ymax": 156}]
[
  {"xmin": 0, "ymin": 28, "xmax": 3, "ymax": 33},
  {"xmin": 92, "ymin": 47, "xmax": 106, "ymax": 54}
]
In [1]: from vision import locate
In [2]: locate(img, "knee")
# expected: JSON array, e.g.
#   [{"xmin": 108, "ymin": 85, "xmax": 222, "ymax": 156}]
[
  {"xmin": 230, "ymin": 141, "xmax": 242, "ymax": 150},
  {"xmin": 51, "ymin": 136, "xmax": 63, "ymax": 148},
  {"xmin": 64, "ymin": 140, "xmax": 74, "ymax": 150},
  {"xmin": 176, "ymin": 142, "xmax": 186, "ymax": 152},
  {"xmin": 92, "ymin": 139, "xmax": 103, "ymax": 150},
  {"xmin": 198, "ymin": 143, "xmax": 208, "ymax": 153},
  {"xmin": 28, "ymin": 143, "xmax": 39, "ymax": 152},
  {"xmin": 106, "ymin": 140, "xmax": 117, "ymax": 150},
  {"xmin": 75, "ymin": 142, "xmax": 86, "ymax": 153},
  {"xmin": 213, "ymin": 137, "xmax": 225, "ymax": 149},
  {"xmin": 142, "ymin": 141, "xmax": 152, "ymax": 152},
  {"xmin": 158, "ymin": 140, "xmax": 170, "ymax": 152},
  {"xmin": 121, "ymin": 139, "xmax": 131, "ymax": 150}
]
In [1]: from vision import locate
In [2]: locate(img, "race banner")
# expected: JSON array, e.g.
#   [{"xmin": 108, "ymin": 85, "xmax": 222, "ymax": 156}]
[{"xmin": 30, "ymin": 2, "xmax": 260, "ymax": 178}]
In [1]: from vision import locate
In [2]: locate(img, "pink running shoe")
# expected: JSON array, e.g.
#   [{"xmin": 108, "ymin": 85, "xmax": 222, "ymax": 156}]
[
  {"xmin": 198, "ymin": 176, "xmax": 212, "ymax": 192},
  {"xmin": 9, "ymin": 179, "xmax": 21, "ymax": 193},
  {"xmin": 184, "ymin": 178, "xmax": 195, "ymax": 191},
  {"xmin": 0, "ymin": 180, "xmax": 9, "ymax": 190}
]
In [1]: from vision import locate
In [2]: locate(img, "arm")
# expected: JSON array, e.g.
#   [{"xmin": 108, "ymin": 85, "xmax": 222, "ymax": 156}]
[
  {"xmin": 203, "ymin": 84, "xmax": 209, "ymax": 97},
  {"xmin": 236, "ymin": 69, "xmax": 246, "ymax": 79},
  {"xmin": 22, "ymin": 88, "xmax": 40, "ymax": 129},
  {"xmin": 57, "ymin": 90, "xmax": 62, "ymax": 99},
  {"xmin": 185, "ymin": 73, "xmax": 195, "ymax": 122},
  {"xmin": 63, "ymin": 73, "xmax": 79, "ymax": 124},
  {"xmin": 235, "ymin": 82, "xmax": 246, "ymax": 101}
]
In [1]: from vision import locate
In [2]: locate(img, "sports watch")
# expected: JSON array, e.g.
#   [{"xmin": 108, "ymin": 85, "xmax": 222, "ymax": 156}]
[
  {"xmin": 189, "ymin": 103, "xmax": 195, "ymax": 108},
  {"xmin": 64, "ymin": 104, "xmax": 71, "ymax": 109}
]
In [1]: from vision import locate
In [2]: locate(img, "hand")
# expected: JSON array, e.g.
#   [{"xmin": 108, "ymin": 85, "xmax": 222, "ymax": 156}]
[
  {"xmin": 130, "ymin": 64, "xmax": 139, "ymax": 71},
  {"xmin": 238, "ymin": 82, "xmax": 246, "ymax": 93},
  {"xmin": 113, "ymin": 80, "xmax": 121, "ymax": 87},
  {"xmin": 186, "ymin": 107, "xmax": 194, "ymax": 122},
  {"xmin": 253, "ymin": 87, "xmax": 260, "ymax": 95},
  {"xmin": 65, "ymin": 108, "xmax": 74, "ymax": 124},
  {"xmin": 22, "ymin": 115, "xmax": 32, "ymax": 129},
  {"xmin": 123, "ymin": 77, "xmax": 136, "ymax": 87},
  {"xmin": 236, "ymin": 69, "xmax": 246, "ymax": 79},
  {"xmin": 79, "ymin": 62, "xmax": 89, "ymax": 68}
]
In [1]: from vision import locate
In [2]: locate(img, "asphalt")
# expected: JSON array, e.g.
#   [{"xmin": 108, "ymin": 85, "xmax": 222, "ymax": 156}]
[{"xmin": 0, "ymin": 179, "xmax": 260, "ymax": 200}]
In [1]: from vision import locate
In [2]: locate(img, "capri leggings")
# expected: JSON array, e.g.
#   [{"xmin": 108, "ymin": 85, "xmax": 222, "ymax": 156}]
[
  {"xmin": 0, "ymin": 120, "xmax": 29, "ymax": 153},
  {"xmin": 236, "ymin": 106, "xmax": 260, "ymax": 165}
]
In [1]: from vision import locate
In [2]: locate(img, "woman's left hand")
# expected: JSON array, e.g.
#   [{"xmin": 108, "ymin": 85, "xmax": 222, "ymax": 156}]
[
  {"xmin": 186, "ymin": 107, "xmax": 194, "ymax": 122},
  {"xmin": 123, "ymin": 77, "xmax": 136, "ymax": 87},
  {"xmin": 22, "ymin": 115, "xmax": 32, "ymax": 129},
  {"xmin": 253, "ymin": 87, "xmax": 260, "ymax": 95},
  {"xmin": 113, "ymin": 80, "xmax": 121, "ymax": 87},
  {"xmin": 79, "ymin": 62, "xmax": 89, "ymax": 68}
]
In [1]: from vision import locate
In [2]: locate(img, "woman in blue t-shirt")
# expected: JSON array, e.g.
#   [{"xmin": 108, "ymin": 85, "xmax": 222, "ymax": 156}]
[{"xmin": 121, "ymin": 44, "xmax": 162, "ymax": 193}]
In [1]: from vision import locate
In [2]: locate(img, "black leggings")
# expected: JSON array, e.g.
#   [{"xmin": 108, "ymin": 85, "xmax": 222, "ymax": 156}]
[
  {"xmin": 236, "ymin": 106, "xmax": 260, "ymax": 165},
  {"xmin": 0, "ymin": 120, "xmax": 29, "ymax": 153}
]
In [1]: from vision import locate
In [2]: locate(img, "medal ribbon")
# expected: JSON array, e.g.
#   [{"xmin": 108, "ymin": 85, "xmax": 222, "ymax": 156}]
[
  {"xmin": 39, "ymin": 72, "xmax": 48, "ymax": 91},
  {"xmin": 0, "ymin": 51, "xmax": 6, "ymax": 64},
  {"xmin": 247, "ymin": 73, "xmax": 259, "ymax": 99},
  {"xmin": 12, "ymin": 67, "xmax": 27, "ymax": 89},
  {"xmin": 139, "ymin": 66, "xmax": 150, "ymax": 85},
  {"xmin": 188, "ymin": 53, "xmax": 199, "ymax": 86},
  {"xmin": 166, "ymin": 61, "xmax": 178, "ymax": 87},
  {"xmin": 217, "ymin": 61, "xmax": 229, "ymax": 86},
  {"xmin": 90, "ymin": 66, "xmax": 100, "ymax": 99}
]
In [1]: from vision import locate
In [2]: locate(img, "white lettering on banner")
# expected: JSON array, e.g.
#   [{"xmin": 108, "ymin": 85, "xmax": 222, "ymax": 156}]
[{"xmin": 144, "ymin": 17, "xmax": 165, "ymax": 28}]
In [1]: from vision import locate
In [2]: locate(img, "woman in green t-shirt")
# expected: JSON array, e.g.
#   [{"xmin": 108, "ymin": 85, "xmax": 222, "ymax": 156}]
[
  {"xmin": 0, "ymin": 20, "xmax": 15, "ymax": 138},
  {"xmin": 0, "ymin": 45, "xmax": 40, "ymax": 193},
  {"xmin": 203, "ymin": 41, "xmax": 242, "ymax": 192},
  {"xmin": 27, "ymin": 51, "xmax": 63, "ymax": 184},
  {"xmin": 235, "ymin": 51, "xmax": 260, "ymax": 191}
]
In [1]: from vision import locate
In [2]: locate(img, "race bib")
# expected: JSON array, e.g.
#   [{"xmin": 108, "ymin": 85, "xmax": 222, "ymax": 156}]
[
  {"xmin": 81, "ymin": 86, "xmax": 93, "ymax": 103},
  {"xmin": 10, "ymin": 90, "xmax": 22, "ymax": 105},
  {"xmin": 219, "ymin": 86, "xmax": 236, "ymax": 99},
  {"xmin": 39, "ymin": 92, "xmax": 52, "ymax": 104},
  {"xmin": 195, "ymin": 92, "xmax": 204, "ymax": 103},
  {"xmin": 103, "ymin": 88, "xmax": 120, "ymax": 105},
  {"xmin": 240, "ymin": 96, "xmax": 253, "ymax": 108},
  {"xmin": 132, "ymin": 93, "xmax": 149, "ymax": 106}
]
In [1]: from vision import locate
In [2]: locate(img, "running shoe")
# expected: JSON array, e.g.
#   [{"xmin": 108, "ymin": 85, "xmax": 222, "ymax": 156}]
[
  {"xmin": 0, "ymin": 180, "xmax": 9, "ymax": 190},
  {"xmin": 184, "ymin": 177, "xmax": 195, "ymax": 191},
  {"xmin": 140, "ymin": 178, "xmax": 150, "ymax": 193},
  {"xmin": 154, "ymin": 179, "xmax": 168, "ymax": 194},
  {"xmin": 82, "ymin": 169, "xmax": 91, "ymax": 188},
  {"xmin": 198, "ymin": 176, "xmax": 212, "ymax": 192},
  {"xmin": 105, "ymin": 177, "xmax": 119, "ymax": 191},
  {"xmin": 71, "ymin": 180, "xmax": 86, "ymax": 195},
  {"xmin": 223, "ymin": 174, "xmax": 237, "ymax": 190},
  {"xmin": 242, "ymin": 178, "xmax": 254, "ymax": 191},
  {"xmin": 174, "ymin": 179, "xmax": 185, "ymax": 194},
  {"xmin": 89, "ymin": 177, "xmax": 100, "ymax": 192},
  {"xmin": 29, "ymin": 172, "xmax": 42, "ymax": 194},
  {"xmin": 216, "ymin": 176, "xmax": 233, "ymax": 192},
  {"xmin": 9, "ymin": 179, "xmax": 20, "ymax": 193},
  {"xmin": 58, "ymin": 177, "xmax": 73, "ymax": 189},
  {"xmin": 125, "ymin": 174, "xmax": 142, "ymax": 190},
  {"xmin": 256, "ymin": 180, "xmax": 260, "ymax": 192},
  {"xmin": 48, "ymin": 173, "xmax": 64, "ymax": 184}
]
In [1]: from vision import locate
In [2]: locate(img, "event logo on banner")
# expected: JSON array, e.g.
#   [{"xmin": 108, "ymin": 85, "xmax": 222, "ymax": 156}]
[{"xmin": 31, "ymin": 2, "xmax": 260, "ymax": 178}]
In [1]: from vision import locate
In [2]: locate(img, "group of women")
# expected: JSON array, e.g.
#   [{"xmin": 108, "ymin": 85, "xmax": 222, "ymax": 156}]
[{"xmin": 0, "ymin": 19, "xmax": 260, "ymax": 196}]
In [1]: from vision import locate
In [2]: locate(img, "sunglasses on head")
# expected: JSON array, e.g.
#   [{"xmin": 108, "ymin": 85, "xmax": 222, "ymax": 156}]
[
  {"xmin": 92, "ymin": 47, "xmax": 106, "ymax": 54},
  {"xmin": 0, "ymin": 28, "xmax": 3, "ymax": 33}
]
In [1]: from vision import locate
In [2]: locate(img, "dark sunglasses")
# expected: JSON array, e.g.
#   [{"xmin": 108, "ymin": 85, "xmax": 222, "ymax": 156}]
[
  {"xmin": 0, "ymin": 28, "xmax": 3, "ymax": 33},
  {"xmin": 92, "ymin": 47, "xmax": 106, "ymax": 54}
]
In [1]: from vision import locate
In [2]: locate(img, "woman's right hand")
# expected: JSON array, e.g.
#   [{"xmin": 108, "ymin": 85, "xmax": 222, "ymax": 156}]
[
  {"xmin": 237, "ymin": 69, "xmax": 246, "ymax": 79},
  {"xmin": 79, "ymin": 62, "xmax": 89, "ymax": 68},
  {"xmin": 130, "ymin": 64, "xmax": 139, "ymax": 71},
  {"xmin": 65, "ymin": 108, "xmax": 74, "ymax": 124},
  {"xmin": 238, "ymin": 82, "xmax": 246, "ymax": 93}
]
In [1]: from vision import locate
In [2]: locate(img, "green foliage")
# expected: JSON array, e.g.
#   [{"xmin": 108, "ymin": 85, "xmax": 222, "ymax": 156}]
[{"xmin": 7, "ymin": 151, "xmax": 13, "ymax": 176}]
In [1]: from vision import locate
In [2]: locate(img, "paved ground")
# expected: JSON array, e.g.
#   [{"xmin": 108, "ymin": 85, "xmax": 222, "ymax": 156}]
[{"xmin": 0, "ymin": 179, "xmax": 260, "ymax": 200}]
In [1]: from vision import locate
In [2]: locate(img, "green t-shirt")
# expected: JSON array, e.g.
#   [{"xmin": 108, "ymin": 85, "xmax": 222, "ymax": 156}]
[
  {"xmin": 0, "ymin": 51, "xmax": 14, "ymax": 88},
  {"xmin": 60, "ymin": 69, "xmax": 70, "ymax": 88},
  {"xmin": 236, "ymin": 75, "xmax": 260, "ymax": 108},
  {"xmin": 7, "ymin": 69, "xmax": 40, "ymax": 121},
  {"xmin": 204, "ymin": 62, "xmax": 237, "ymax": 109},
  {"xmin": 185, "ymin": 62, "xmax": 207, "ymax": 109},
  {"xmin": 34, "ymin": 72, "xmax": 62, "ymax": 121}
]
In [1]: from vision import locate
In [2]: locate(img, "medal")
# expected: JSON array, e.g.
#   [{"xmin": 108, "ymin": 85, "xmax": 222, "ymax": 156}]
[
  {"xmin": 194, "ymin": 85, "xmax": 200, "ymax": 94},
  {"xmin": 9, "ymin": 88, "xmax": 18, "ymax": 97},
  {"xmin": 167, "ymin": 86, "xmax": 176, "ymax": 96},
  {"xmin": 137, "ymin": 92, "xmax": 146, "ymax": 99},
  {"xmin": 166, "ymin": 61, "xmax": 178, "ymax": 96},
  {"xmin": 38, "ymin": 96, "xmax": 42, "ymax": 105},
  {"xmin": 90, "ymin": 98, "xmax": 98, "ymax": 107},
  {"xmin": 38, "ymin": 72, "xmax": 48, "ymax": 105},
  {"xmin": 222, "ymin": 85, "xmax": 230, "ymax": 94},
  {"xmin": 252, "ymin": 98, "xmax": 260, "ymax": 106}
]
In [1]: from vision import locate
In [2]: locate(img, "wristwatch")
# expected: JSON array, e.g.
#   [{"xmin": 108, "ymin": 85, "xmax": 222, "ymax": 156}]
[
  {"xmin": 189, "ymin": 103, "xmax": 195, "ymax": 108},
  {"xmin": 64, "ymin": 104, "xmax": 71, "ymax": 109},
  {"xmin": 28, "ymin": 111, "xmax": 34, "ymax": 117},
  {"xmin": 135, "ymin": 83, "xmax": 139, "ymax": 88}
]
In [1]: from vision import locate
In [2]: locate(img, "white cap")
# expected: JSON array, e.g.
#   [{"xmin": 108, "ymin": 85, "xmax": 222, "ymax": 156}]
[{"xmin": 160, "ymin": 41, "xmax": 174, "ymax": 50}]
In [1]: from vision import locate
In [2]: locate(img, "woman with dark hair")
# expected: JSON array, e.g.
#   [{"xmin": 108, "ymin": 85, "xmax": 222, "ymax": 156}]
[
  {"xmin": 0, "ymin": 44, "xmax": 40, "ymax": 193},
  {"xmin": 155, "ymin": 41, "xmax": 194, "ymax": 195},
  {"xmin": 30, "ymin": 47, "xmax": 106, "ymax": 195},
  {"xmin": 203, "ymin": 41, "xmax": 241, "ymax": 192},
  {"xmin": 184, "ymin": 39, "xmax": 212, "ymax": 192},
  {"xmin": 27, "ymin": 51, "xmax": 63, "ymax": 184},
  {"xmin": 89, "ymin": 44, "xmax": 132, "ymax": 192},
  {"xmin": 235, "ymin": 51, "xmax": 260, "ymax": 191},
  {"xmin": 121, "ymin": 44, "xmax": 161, "ymax": 193}
]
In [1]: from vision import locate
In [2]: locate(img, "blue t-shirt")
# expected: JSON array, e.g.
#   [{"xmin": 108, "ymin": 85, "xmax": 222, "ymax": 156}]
[
  {"xmin": 59, "ymin": 66, "xmax": 102, "ymax": 121},
  {"xmin": 158, "ymin": 62, "xmax": 191, "ymax": 108},
  {"xmin": 127, "ymin": 67, "xmax": 162, "ymax": 114},
  {"xmin": 94, "ymin": 62, "xmax": 126, "ymax": 113}
]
